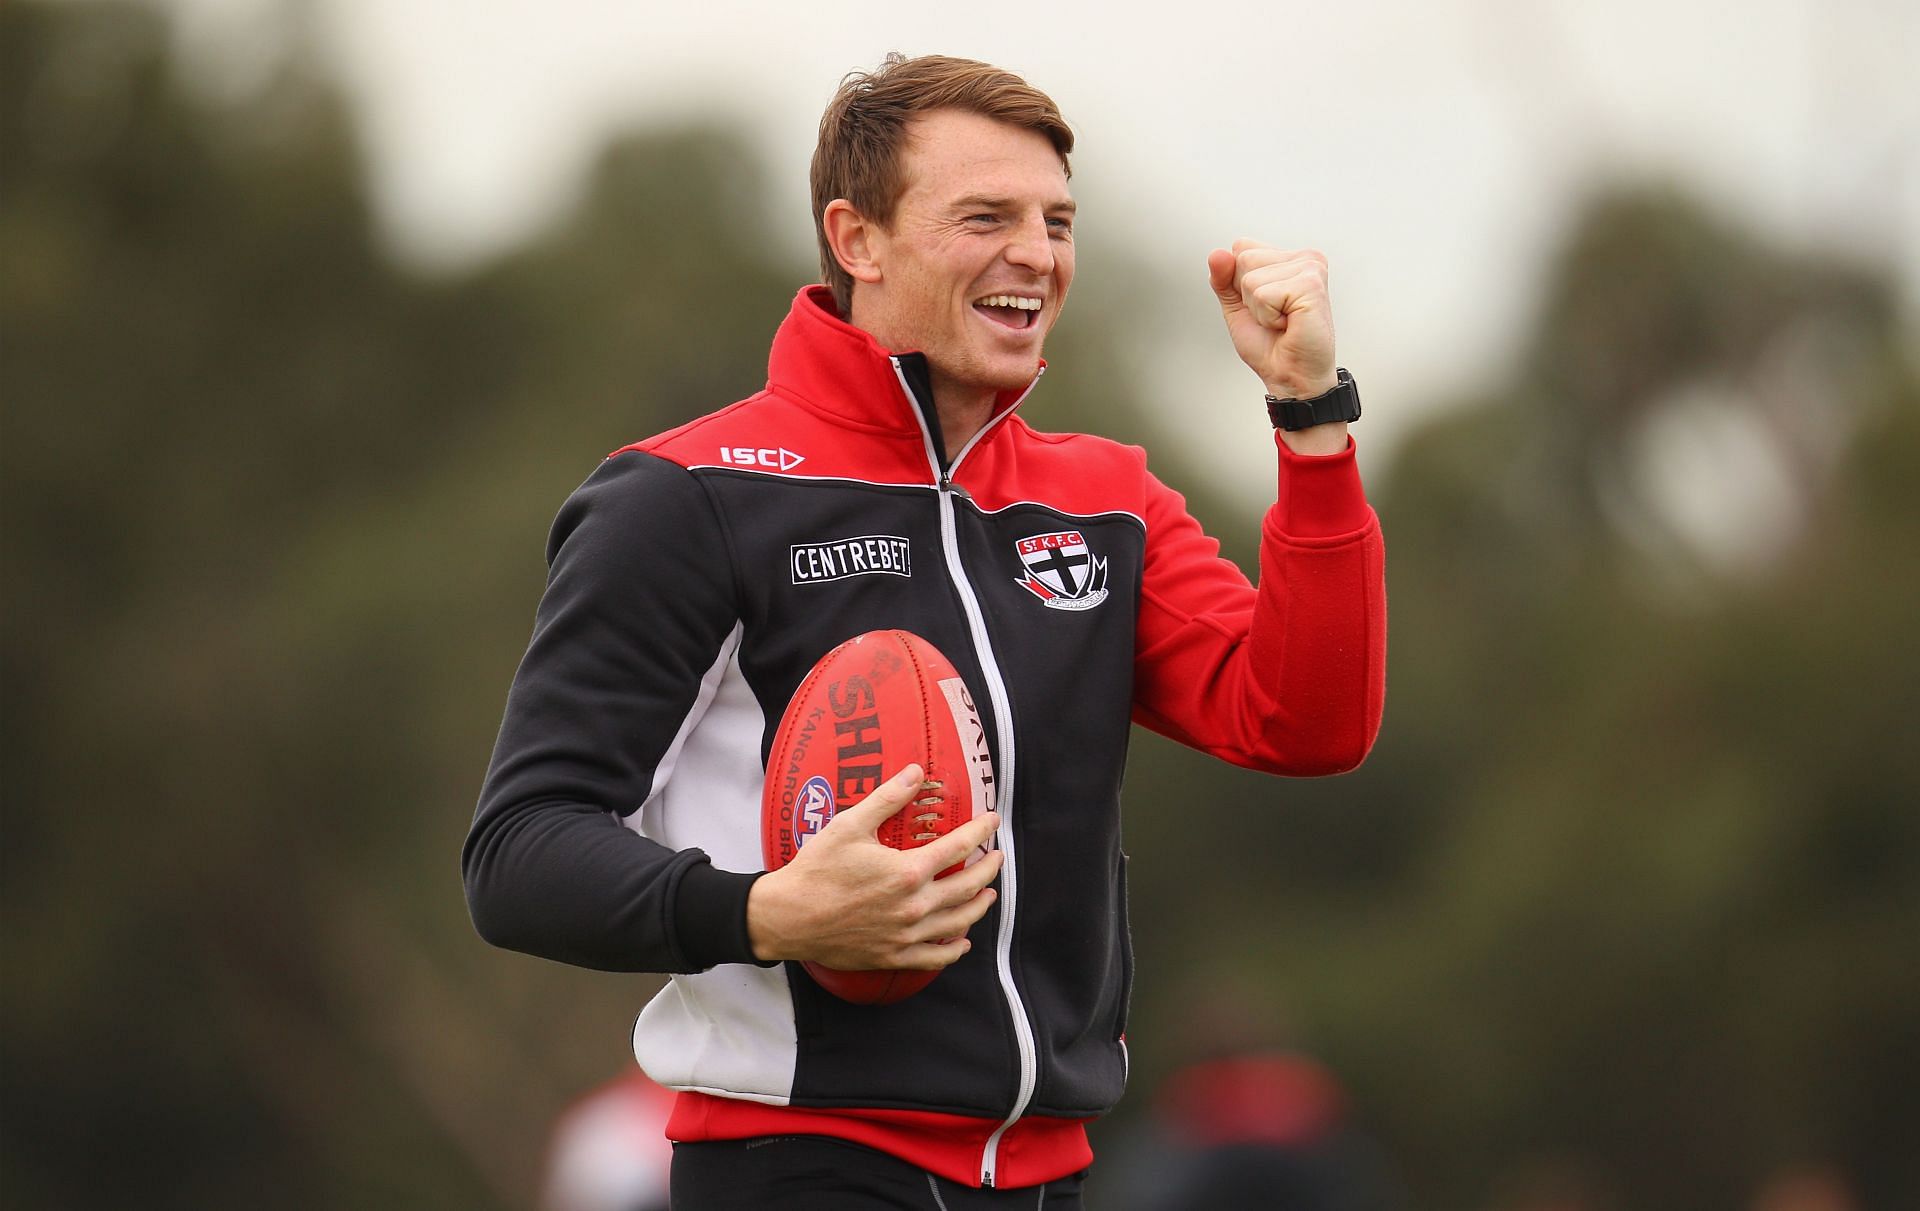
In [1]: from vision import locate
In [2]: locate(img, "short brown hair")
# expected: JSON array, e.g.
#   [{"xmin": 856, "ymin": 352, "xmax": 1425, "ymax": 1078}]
[{"xmin": 811, "ymin": 54, "xmax": 1074, "ymax": 316}]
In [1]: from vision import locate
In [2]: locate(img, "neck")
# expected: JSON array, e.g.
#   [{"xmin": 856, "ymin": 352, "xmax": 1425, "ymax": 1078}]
[
  {"xmin": 838, "ymin": 295, "xmax": 1026, "ymax": 462},
  {"xmin": 932, "ymin": 375, "xmax": 998, "ymax": 461}
]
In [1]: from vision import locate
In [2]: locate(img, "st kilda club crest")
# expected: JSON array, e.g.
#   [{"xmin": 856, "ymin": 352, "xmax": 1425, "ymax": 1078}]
[{"xmin": 1014, "ymin": 530, "xmax": 1109, "ymax": 611}]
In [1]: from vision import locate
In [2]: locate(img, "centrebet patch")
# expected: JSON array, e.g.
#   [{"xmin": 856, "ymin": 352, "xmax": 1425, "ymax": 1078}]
[{"xmin": 790, "ymin": 535, "xmax": 913, "ymax": 585}]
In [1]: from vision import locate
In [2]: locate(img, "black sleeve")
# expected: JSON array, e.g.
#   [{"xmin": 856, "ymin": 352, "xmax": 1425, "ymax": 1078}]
[{"xmin": 462, "ymin": 450, "xmax": 761, "ymax": 972}]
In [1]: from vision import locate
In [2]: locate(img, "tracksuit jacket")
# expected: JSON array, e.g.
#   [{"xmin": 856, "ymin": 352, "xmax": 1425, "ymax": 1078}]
[{"xmin": 463, "ymin": 286, "xmax": 1388, "ymax": 1189}]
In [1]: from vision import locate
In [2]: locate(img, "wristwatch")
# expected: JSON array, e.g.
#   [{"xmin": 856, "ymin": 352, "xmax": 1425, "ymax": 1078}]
[{"xmin": 1265, "ymin": 368, "xmax": 1361, "ymax": 431}]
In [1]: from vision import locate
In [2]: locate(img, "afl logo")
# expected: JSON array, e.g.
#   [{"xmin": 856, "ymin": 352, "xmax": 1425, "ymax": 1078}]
[
  {"xmin": 1014, "ymin": 530, "xmax": 1109, "ymax": 611},
  {"xmin": 793, "ymin": 775, "xmax": 835, "ymax": 847}
]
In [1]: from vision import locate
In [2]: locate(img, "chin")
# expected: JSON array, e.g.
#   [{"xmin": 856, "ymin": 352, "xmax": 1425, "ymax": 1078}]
[
  {"xmin": 996, "ymin": 361, "xmax": 1042, "ymax": 390},
  {"xmin": 979, "ymin": 350, "xmax": 1044, "ymax": 391},
  {"xmin": 928, "ymin": 339, "xmax": 1044, "ymax": 397}
]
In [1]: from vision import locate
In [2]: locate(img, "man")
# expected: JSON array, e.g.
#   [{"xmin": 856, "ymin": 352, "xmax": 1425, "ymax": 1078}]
[{"xmin": 465, "ymin": 53, "xmax": 1385, "ymax": 1210}]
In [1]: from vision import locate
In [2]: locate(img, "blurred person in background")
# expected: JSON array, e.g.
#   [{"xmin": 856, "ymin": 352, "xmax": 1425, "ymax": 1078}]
[
  {"xmin": 1133, "ymin": 1049, "xmax": 1403, "ymax": 1211},
  {"xmin": 1097, "ymin": 996, "xmax": 1405, "ymax": 1211},
  {"xmin": 541, "ymin": 1069, "xmax": 674, "ymax": 1211},
  {"xmin": 465, "ymin": 52, "xmax": 1386, "ymax": 1208}
]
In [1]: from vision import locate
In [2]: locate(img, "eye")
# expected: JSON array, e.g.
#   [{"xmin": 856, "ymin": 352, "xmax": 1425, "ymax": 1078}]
[
  {"xmin": 966, "ymin": 213, "xmax": 1000, "ymax": 226},
  {"xmin": 1047, "ymin": 217, "xmax": 1074, "ymax": 237}
]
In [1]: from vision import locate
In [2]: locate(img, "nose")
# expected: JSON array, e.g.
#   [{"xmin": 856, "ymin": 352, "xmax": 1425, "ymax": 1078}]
[{"xmin": 1003, "ymin": 212, "xmax": 1054, "ymax": 276}]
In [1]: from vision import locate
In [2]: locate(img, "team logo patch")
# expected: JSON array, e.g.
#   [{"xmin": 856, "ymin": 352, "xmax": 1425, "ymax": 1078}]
[
  {"xmin": 793, "ymin": 775, "xmax": 835, "ymax": 847},
  {"xmin": 791, "ymin": 535, "xmax": 913, "ymax": 585},
  {"xmin": 1014, "ymin": 530, "xmax": 1109, "ymax": 611}
]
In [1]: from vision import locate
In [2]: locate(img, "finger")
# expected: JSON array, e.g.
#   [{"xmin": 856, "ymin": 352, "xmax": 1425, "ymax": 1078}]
[
  {"xmin": 913, "ymin": 809, "xmax": 1000, "ymax": 876},
  {"xmin": 1239, "ymin": 269, "xmax": 1327, "ymax": 331},
  {"xmin": 1238, "ymin": 268, "xmax": 1323, "ymax": 321},
  {"xmin": 912, "ymin": 887, "xmax": 997, "ymax": 942},
  {"xmin": 822, "ymin": 763, "xmax": 925, "ymax": 839},
  {"xmin": 1234, "ymin": 243, "xmax": 1322, "ymax": 271},
  {"xmin": 1249, "ymin": 278, "xmax": 1327, "ymax": 331},
  {"xmin": 1236, "ymin": 255, "xmax": 1328, "ymax": 310},
  {"xmin": 1244, "ymin": 282, "xmax": 1291, "ymax": 331},
  {"xmin": 926, "ymin": 847, "xmax": 1004, "ymax": 907},
  {"xmin": 1207, "ymin": 248, "xmax": 1239, "ymax": 304},
  {"xmin": 1235, "ymin": 255, "xmax": 1327, "ymax": 307},
  {"xmin": 1240, "ymin": 253, "xmax": 1327, "ymax": 285},
  {"xmin": 893, "ymin": 935, "xmax": 973, "ymax": 972},
  {"xmin": 1230, "ymin": 244, "xmax": 1287, "ymax": 299}
]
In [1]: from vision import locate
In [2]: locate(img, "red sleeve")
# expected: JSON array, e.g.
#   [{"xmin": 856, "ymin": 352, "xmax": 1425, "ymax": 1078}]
[{"xmin": 1131, "ymin": 432, "xmax": 1386, "ymax": 774}]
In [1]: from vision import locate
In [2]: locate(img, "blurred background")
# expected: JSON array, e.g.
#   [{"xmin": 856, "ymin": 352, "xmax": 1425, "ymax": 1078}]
[{"xmin": 3, "ymin": 1, "xmax": 1916, "ymax": 1208}]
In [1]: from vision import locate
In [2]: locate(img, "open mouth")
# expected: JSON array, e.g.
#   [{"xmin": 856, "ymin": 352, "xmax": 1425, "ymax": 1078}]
[{"xmin": 972, "ymin": 293, "xmax": 1043, "ymax": 331}]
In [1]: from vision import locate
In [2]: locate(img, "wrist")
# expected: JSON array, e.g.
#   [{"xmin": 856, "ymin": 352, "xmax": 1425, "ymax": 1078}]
[
  {"xmin": 1262, "ymin": 372, "xmax": 1338, "ymax": 400},
  {"xmin": 745, "ymin": 872, "xmax": 783, "ymax": 962}
]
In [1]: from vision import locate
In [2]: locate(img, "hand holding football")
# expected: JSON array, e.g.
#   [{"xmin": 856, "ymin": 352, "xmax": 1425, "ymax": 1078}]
[{"xmin": 750, "ymin": 630, "xmax": 1003, "ymax": 1004}]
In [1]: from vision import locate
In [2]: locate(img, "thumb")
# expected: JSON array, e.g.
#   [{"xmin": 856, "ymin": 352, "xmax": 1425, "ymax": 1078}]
[
  {"xmin": 822, "ymin": 763, "xmax": 924, "ymax": 840},
  {"xmin": 1207, "ymin": 248, "xmax": 1241, "ymax": 307}
]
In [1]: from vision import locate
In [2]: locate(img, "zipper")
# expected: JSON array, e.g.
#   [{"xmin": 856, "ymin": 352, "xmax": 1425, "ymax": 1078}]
[{"xmin": 891, "ymin": 359, "xmax": 1040, "ymax": 1187}]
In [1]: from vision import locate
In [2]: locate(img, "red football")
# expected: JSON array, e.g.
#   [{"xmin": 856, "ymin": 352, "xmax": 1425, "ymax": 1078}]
[{"xmin": 761, "ymin": 629, "xmax": 997, "ymax": 1005}]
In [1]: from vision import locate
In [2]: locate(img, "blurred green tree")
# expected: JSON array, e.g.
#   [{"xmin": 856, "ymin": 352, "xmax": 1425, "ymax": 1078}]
[{"xmin": 0, "ymin": 2, "xmax": 802, "ymax": 1205}]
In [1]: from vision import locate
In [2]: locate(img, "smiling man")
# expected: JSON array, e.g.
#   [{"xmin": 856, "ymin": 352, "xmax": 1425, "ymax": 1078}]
[
  {"xmin": 822, "ymin": 105, "xmax": 1077, "ymax": 454},
  {"xmin": 465, "ymin": 53, "xmax": 1386, "ymax": 1209}
]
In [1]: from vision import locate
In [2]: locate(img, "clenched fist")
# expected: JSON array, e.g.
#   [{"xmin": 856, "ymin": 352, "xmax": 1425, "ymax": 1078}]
[{"xmin": 1207, "ymin": 240, "xmax": 1339, "ymax": 408}]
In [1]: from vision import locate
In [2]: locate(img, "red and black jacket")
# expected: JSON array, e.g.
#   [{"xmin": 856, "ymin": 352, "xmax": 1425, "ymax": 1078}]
[{"xmin": 464, "ymin": 287, "xmax": 1387, "ymax": 1188}]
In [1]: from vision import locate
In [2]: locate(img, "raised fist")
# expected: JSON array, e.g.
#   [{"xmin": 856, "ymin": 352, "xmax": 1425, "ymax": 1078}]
[{"xmin": 1207, "ymin": 239, "xmax": 1337, "ymax": 401}]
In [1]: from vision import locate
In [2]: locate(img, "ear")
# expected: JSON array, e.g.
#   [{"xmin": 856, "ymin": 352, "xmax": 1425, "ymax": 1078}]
[{"xmin": 822, "ymin": 199, "xmax": 885, "ymax": 286}]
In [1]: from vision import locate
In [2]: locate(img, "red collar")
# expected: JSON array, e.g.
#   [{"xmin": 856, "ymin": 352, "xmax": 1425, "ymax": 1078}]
[{"xmin": 766, "ymin": 286, "xmax": 1041, "ymax": 439}]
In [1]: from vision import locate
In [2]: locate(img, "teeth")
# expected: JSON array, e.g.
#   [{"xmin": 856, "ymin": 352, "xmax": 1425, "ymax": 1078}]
[{"xmin": 978, "ymin": 295, "xmax": 1042, "ymax": 311}]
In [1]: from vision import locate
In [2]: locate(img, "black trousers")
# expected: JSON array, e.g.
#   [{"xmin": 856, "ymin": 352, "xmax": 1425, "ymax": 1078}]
[{"xmin": 670, "ymin": 1136, "xmax": 1087, "ymax": 1210}]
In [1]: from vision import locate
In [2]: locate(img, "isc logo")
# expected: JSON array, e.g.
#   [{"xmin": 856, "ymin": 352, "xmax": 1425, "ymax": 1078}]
[{"xmin": 720, "ymin": 446, "xmax": 806, "ymax": 471}]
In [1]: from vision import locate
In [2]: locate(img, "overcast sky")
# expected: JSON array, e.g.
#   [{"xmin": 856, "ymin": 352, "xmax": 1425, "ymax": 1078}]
[{"xmin": 155, "ymin": 0, "xmax": 1918, "ymax": 490}]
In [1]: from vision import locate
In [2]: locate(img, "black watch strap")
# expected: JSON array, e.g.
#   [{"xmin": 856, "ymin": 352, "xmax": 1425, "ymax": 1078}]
[{"xmin": 1266, "ymin": 368, "xmax": 1361, "ymax": 431}]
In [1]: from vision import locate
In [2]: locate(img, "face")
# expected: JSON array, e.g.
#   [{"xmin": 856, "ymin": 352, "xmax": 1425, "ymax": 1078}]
[{"xmin": 852, "ymin": 109, "xmax": 1076, "ymax": 404}]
